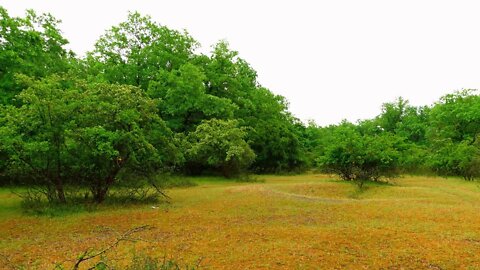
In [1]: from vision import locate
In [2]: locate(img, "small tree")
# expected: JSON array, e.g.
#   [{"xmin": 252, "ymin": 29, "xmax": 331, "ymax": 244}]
[
  {"xmin": 1, "ymin": 75, "xmax": 176, "ymax": 203},
  {"xmin": 184, "ymin": 119, "xmax": 255, "ymax": 177},
  {"xmin": 68, "ymin": 83, "xmax": 176, "ymax": 202},
  {"xmin": 1, "ymin": 75, "xmax": 79, "ymax": 202},
  {"xmin": 318, "ymin": 123, "xmax": 399, "ymax": 187}
]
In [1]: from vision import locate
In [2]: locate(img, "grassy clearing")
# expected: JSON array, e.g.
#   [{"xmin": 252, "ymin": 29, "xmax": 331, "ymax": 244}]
[{"xmin": 1, "ymin": 174, "xmax": 480, "ymax": 269}]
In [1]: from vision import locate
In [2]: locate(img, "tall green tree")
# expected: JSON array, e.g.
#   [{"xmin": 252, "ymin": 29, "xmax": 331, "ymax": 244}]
[
  {"xmin": 428, "ymin": 89, "xmax": 480, "ymax": 144},
  {"xmin": 147, "ymin": 63, "xmax": 236, "ymax": 132},
  {"xmin": 88, "ymin": 12, "xmax": 197, "ymax": 89},
  {"xmin": 0, "ymin": 7, "xmax": 72, "ymax": 104},
  {"xmin": 244, "ymin": 88, "xmax": 307, "ymax": 172}
]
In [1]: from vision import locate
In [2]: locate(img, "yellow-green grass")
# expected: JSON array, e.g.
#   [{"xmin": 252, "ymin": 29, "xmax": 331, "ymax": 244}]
[{"xmin": 1, "ymin": 174, "xmax": 480, "ymax": 269}]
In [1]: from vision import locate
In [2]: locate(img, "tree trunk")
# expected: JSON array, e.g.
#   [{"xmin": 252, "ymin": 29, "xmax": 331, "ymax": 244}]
[
  {"xmin": 54, "ymin": 131, "xmax": 66, "ymax": 203},
  {"xmin": 93, "ymin": 187, "xmax": 108, "ymax": 203},
  {"xmin": 54, "ymin": 176, "xmax": 66, "ymax": 203},
  {"xmin": 93, "ymin": 175, "xmax": 116, "ymax": 203}
]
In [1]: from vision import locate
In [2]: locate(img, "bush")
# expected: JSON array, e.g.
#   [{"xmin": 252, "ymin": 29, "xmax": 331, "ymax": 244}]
[
  {"xmin": 429, "ymin": 140, "xmax": 480, "ymax": 181},
  {"xmin": 183, "ymin": 119, "xmax": 255, "ymax": 178},
  {"xmin": 318, "ymin": 123, "xmax": 400, "ymax": 188},
  {"xmin": 1, "ymin": 75, "xmax": 176, "ymax": 204}
]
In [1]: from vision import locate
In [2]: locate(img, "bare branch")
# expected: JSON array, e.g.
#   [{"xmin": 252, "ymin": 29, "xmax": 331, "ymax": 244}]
[{"xmin": 71, "ymin": 225, "xmax": 154, "ymax": 270}]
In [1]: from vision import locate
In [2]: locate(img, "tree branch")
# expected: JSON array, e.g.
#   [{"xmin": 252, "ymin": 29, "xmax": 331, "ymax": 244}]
[{"xmin": 71, "ymin": 225, "xmax": 154, "ymax": 270}]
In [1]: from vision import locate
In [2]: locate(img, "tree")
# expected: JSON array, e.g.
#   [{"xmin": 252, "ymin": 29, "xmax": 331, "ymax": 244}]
[
  {"xmin": 359, "ymin": 99, "xmax": 430, "ymax": 173},
  {"xmin": 1, "ymin": 75, "xmax": 176, "ymax": 203},
  {"xmin": 183, "ymin": 119, "xmax": 255, "ymax": 177},
  {"xmin": 201, "ymin": 41, "xmax": 258, "ymax": 102},
  {"xmin": 147, "ymin": 63, "xmax": 237, "ymax": 132},
  {"xmin": 429, "ymin": 140, "xmax": 480, "ymax": 180},
  {"xmin": 428, "ymin": 89, "xmax": 480, "ymax": 144},
  {"xmin": 0, "ymin": 7, "xmax": 72, "ymax": 104},
  {"xmin": 68, "ymin": 83, "xmax": 176, "ymax": 202},
  {"xmin": 377, "ymin": 97, "xmax": 409, "ymax": 133},
  {"xmin": 195, "ymin": 42, "xmax": 307, "ymax": 172},
  {"xmin": 427, "ymin": 90, "xmax": 480, "ymax": 180},
  {"xmin": 1, "ymin": 75, "xmax": 82, "ymax": 202},
  {"xmin": 318, "ymin": 122, "xmax": 400, "ymax": 187},
  {"xmin": 246, "ymin": 88, "xmax": 307, "ymax": 172},
  {"xmin": 88, "ymin": 11, "xmax": 197, "ymax": 90},
  {"xmin": 90, "ymin": 19, "xmax": 307, "ymax": 173}
]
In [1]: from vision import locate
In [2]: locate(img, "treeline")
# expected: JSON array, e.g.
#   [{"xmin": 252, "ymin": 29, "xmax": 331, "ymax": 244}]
[
  {"xmin": 0, "ymin": 8, "xmax": 479, "ymax": 203},
  {"xmin": 305, "ymin": 92, "xmax": 480, "ymax": 186},
  {"xmin": 0, "ymin": 9, "xmax": 307, "ymax": 203}
]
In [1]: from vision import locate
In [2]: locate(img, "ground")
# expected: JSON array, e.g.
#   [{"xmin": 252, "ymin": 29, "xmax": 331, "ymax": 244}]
[{"xmin": 1, "ymin": 174, "xmax": 480, "ymax": 269}]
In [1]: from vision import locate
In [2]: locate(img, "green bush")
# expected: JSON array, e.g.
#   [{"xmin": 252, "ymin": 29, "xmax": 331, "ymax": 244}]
[{"xmin": 318, "ymin": 122, "xmax": 400, "ymax": 187}]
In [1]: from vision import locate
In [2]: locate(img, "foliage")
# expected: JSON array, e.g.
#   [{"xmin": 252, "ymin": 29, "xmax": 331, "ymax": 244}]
[
  {"xmin": 1, "ymin": 75, "xmax": 175, "ymax": 203},
  {"xmin": 241, "ymin": 87, "xmax": 307, "ymax": 173},
  {"xmin": 428, "ymin": 89, "xmax": 480, "ymax": 143},
  {"xmin": 0, "ymin": 7, "xmax": 72, "ymax": 104},
  {"xmin": 88, "ymin": 11, "xmax": 197, "ymax": 90},
  {"xmin": 427, "ymin": 90, "xmax": 480, "ymax": 180},
  {"xmin": 3, "ymin": 6, "xmax": 480, "ymax": 200},
  {"xmin": 88, "ymin": 15, "xmax": 307, "ymax": 174},
  {"xmin": 183, "ymin": 119, "xmax": 255, "ymax": 177},
  {"xmin": 429, "ymin": 139, "xmax": 480, "ymax": 181},
  {"xmin": 318, "ymin": 122, "xmax": 400, "ymax": 187},
  {"xmin": 147, "ymin": 63, "xmax": 236, "ymax": 132}
]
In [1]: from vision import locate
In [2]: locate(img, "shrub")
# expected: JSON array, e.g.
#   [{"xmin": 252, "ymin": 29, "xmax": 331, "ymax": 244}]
[{"xmin": 318, "ymin": 123, "xmax": 400, "ymax": 187}]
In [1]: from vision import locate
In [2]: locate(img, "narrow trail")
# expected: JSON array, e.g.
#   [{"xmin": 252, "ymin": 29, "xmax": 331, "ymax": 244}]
[{"xmin": 227, "ymin": 184, "xmax": 436, "ymax": 204}]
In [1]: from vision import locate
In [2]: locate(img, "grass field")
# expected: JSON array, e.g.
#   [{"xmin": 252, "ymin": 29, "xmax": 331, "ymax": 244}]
[{"xmin": 1, "ymin": 174, "xmax": 480, "ymax": 269}]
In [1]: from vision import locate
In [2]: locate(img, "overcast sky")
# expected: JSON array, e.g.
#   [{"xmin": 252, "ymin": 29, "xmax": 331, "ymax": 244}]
[{"xmin": 2, "ymin": 0, "xmax": 480, "ymax": 126}]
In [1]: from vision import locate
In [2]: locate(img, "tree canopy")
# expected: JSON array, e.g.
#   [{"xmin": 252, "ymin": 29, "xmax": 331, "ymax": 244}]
[{"xmin": 0, "ymin": 7, "xmax": 72, "ymax": 105}]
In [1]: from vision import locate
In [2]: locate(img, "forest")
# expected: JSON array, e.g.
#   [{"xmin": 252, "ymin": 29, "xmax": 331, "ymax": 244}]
[{"xmin": 1, "ymin": 7, "xmax": 480, "ymax": 269}]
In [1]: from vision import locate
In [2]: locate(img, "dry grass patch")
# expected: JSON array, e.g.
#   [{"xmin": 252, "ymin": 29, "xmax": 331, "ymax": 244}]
[{"xmin": 1, "ymin": 174, "xmax": 480, "ymax": 269}]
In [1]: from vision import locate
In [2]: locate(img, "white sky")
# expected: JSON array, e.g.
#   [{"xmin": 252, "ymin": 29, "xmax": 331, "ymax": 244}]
[{"xmin": 2, "ymin": 0, "xmax": 480, "ymax": 126}]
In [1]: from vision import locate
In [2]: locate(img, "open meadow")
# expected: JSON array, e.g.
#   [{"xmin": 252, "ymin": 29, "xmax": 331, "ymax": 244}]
[{"xmin": 1, "ymin": 174, "xmax": 480, "ymax": 269}]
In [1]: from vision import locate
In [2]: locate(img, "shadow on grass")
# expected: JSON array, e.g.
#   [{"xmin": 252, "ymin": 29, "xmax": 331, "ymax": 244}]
[
  {"xmin": 235, "ymin": 174, "xmax": 265, "ymax": 183},
  {"xmin": 324, "ymin": 177, "xmax": 396, "ymax": 186},
  {"xmin": 20, "ymin": 194, "xmax": 169, "ymax": 217},
  {"xmin": 179, "ymin": 174, "xmax": 265, "ymax": 185},
  {"xmin": 11, "ymin": 176, "xmax": 201, "ymax": 217},
  {"xmin": 348, "ymin": 179, "xmax": 396, "ymax": 199}
]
